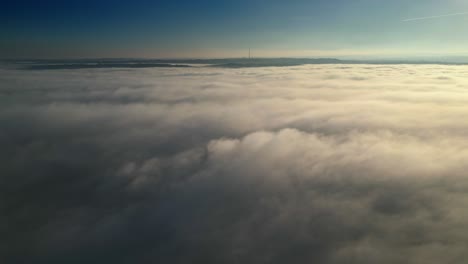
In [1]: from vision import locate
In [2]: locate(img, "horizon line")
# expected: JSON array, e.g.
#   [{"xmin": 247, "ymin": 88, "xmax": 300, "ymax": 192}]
[{"xmin": 3, "ymin": 56, "xmax": 468, "ymax": 60}]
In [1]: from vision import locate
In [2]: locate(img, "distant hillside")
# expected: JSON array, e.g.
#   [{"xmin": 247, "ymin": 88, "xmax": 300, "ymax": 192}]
[{"xmin": 3, "ymin": 57, "xmax": 468, "ymax": 70}]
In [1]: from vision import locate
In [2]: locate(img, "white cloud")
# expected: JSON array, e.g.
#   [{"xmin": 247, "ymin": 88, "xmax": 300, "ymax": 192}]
[{"xmin": 3, "ymin": 64, "xmax": 468, "ymax": 263}]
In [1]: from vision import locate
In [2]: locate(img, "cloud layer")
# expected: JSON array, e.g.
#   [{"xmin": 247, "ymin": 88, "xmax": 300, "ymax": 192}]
[{"xmin": 2, "ymin": 65, "xmax": 468, "ymax": 263}]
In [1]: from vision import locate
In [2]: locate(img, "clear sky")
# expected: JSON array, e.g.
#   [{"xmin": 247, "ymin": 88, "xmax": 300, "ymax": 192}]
[{"xmin": 2, "ymin": 0, "xmax": 468, "ymax": 59}]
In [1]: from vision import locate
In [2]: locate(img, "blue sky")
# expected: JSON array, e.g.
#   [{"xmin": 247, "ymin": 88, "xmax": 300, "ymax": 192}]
[{"xmin": 2, "ymin": 0, "xmax": 468, "ymax": 58}]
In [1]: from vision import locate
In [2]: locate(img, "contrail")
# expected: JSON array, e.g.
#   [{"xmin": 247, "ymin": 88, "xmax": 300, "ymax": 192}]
[{"xmin": 403, "ymin": 12, "xmax": 468, "ymax": 22}]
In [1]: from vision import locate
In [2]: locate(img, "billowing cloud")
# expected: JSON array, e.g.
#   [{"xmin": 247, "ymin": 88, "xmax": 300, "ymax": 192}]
[{"xmin": 2, "ymin": 64, "xmax": 468, "ymax": 263}]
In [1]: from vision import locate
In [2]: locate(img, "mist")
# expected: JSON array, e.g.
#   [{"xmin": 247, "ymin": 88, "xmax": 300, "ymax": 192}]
[{"xmin": 3, "ymin": 64, "xmax": 468, "ymax": 263}]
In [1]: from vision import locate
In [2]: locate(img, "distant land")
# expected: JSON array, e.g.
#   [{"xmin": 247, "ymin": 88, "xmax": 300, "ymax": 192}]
[{"xmin": 3, "ymin": 57, "xmax": 468, "ymax": 70}]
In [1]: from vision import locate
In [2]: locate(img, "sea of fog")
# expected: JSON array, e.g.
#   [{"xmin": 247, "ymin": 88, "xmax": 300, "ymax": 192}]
[{"xmin": 2, "ymin": 64, "xmax": 468, "ymax": 263}]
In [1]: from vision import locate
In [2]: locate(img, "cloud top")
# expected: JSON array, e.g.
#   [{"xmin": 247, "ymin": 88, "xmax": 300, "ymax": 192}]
[{"xmin": 2, "ymin": 64, "xmax": 468, "ymax": 263}]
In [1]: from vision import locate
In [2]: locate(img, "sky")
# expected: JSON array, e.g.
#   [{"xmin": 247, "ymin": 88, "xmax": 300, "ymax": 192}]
[{"xmin": 2, "ymin": 0, "xmax": 468, "ymax": 58}]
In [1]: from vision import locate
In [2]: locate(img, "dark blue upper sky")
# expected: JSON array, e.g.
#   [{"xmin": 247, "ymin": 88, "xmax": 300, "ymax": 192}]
[{"xmin": 2, "ymin": 0, "xmax": 468, "ymax": 58}]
